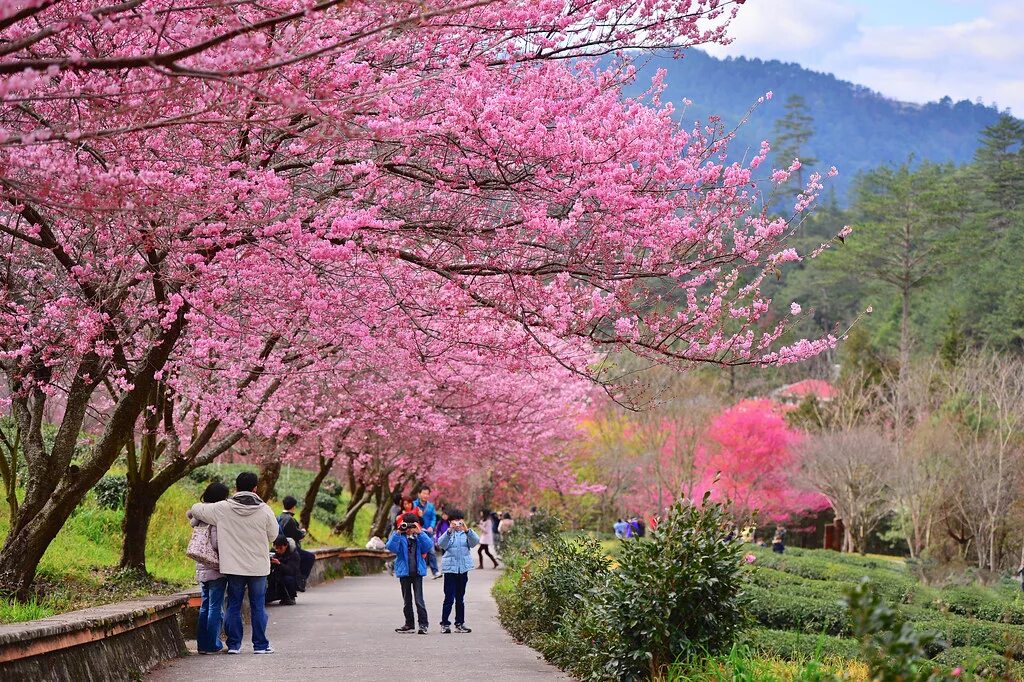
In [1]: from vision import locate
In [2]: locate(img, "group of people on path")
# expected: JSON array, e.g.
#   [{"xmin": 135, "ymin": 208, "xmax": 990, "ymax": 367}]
[
  {"xmin": 382, "ymin": 485, "xmax": 515, "ymax": 634},
  {"xmin": 186, "ymin": 472, "xmax": 315, "ymax": 655},
  {"xmin": 185, "ymin": 474, "xmax": 521, "ymax": 654},
  {"xmin": 613, "ymin": 516, "xmax": 652, "ymax": 539}
]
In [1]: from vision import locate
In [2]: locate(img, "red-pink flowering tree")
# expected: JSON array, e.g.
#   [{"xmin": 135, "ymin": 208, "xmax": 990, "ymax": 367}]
[
  {"xmin": 696, "ymin": 399, "xmax": 826, "ymax": 523},
  {"xmin": 0, "ymin": 0, "xmax": 841, "ymax": 597}
]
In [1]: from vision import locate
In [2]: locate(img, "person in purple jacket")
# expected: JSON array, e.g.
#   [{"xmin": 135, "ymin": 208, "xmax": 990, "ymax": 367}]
[{"xmin": 191, "ymin": 482, "xmax": 229, "ymax": 654}]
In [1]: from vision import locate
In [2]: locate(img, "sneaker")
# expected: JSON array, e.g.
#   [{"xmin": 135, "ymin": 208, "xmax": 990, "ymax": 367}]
[
  {"xmin": 197, "ymin": 649, "xmax": 221, "ymax": 655},
  {"xmin": 227, "ymin": 649, "xmax": 240, "ymax": 655},
  {"xmin": 280, "ymin": 598, "xmax": 296, "ymax": 605},
  {"xmin": 455, "ymin": 624, "xmax": 472, "ymax": 633},
  {"xmin": 395, "ymin": 625, "xmax": 415, "ymax": 633},
  {"xmin": 297, "ymin": 578, "xmax": 307, "ymax": 593},
  {"xmin": 254, "ymin": 647, "xmax": 274, "ymax": 654},
  {"xmin": 440, "ymin": 625, "xmax": 452, "ymax": 634},
  {"xmin": 417, "ymin": 627, "xmax": 428, "ymax": 635},
  {"xmin": 432, "ymin": 573, "xmax": 443, "ymax": 580}
]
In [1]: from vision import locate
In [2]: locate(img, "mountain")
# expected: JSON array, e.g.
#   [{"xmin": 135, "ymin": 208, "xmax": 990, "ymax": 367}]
[{"xmin": 631, "ymin": 50, "xmax": 1009, "ymax": 202}]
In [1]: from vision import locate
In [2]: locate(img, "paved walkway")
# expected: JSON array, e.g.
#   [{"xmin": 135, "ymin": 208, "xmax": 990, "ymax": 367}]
[{"xmin": 148, "ymin": 568, "xmax": 568, "ymax": 682}]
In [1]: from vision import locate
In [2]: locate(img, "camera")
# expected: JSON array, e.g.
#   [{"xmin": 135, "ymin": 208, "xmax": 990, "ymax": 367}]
[{"xmin": 398, "ymin": 522, "xmax": 415, "ymax": 532}]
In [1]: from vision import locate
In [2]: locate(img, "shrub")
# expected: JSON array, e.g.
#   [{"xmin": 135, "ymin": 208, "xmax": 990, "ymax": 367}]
[
  {"xmin": 844, "ymin": 578, "xmax": 946, "ymax": 682},
  {"xmin": 915, "ymin": 615, "xmax": 1024, "ymax": 659},
  {"xmin": 312, "ymin": 506, "xmax": 339, "ymax": 528},
  {"xmin": 94, "ymin": 475, "xmax": 128, "ymax": 510},
  {"xmin": 320, "ymin": 477, "xmax": 343, "ymax": 497},
  {"xmin": 746, "ymin": 584, "xmax": 849, "ymax": 636},
  {"xmin": 495, "ymin": 534, "xmax": 609, "ymax": 644},
  {"xmin": 742, "ymin": 627, "xmax": 860, "ymax": 662},
  {"xmin": 937, "ymin": 585, "xmax": 1024, "ymax": 625},
  {"xmin": 931, "ymin": 646, "xmax": 1012, "ymax": 678},
  {"xmin": 314, "ymin": 491, "xmax": 337, "ymax": 513},
  {"xmin": 583, "ymin": 496, "xmax": 747, "ymax": 681},
  {"xmin": 499, "ymin": 509, "xmax": 561, "ymax": 567},
  {"xmin": 187, "ymin": 467, "xmax": 210, "ymax": 484}
]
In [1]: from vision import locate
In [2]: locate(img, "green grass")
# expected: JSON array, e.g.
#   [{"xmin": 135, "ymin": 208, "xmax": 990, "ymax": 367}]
[{"xmin": 0, "ymin": 464, "xmax": 376, "ymax": 623}]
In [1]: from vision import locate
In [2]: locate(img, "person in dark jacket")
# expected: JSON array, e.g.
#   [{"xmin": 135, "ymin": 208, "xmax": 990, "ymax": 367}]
[
  {"xmin": 278, "ymin": 496, "xmax": 315, "ymax": 591},
  {"xmin": 266, "ymin": 536, "xmax": 300, "ymax": 605},
  {"xmin": 385, "ymin": 513, "xmax": 435, "ymax": 634}
]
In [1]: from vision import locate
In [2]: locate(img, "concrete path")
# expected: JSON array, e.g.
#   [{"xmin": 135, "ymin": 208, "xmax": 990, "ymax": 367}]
[{"xmin": 148, "ymin": 568, "xmax": 568, "ymax": 682}]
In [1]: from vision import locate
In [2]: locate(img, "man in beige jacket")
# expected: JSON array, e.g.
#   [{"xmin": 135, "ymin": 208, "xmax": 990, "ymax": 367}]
[{"xmin": 188, "ymin": 471, "xmax": 279, "ymax": 654}]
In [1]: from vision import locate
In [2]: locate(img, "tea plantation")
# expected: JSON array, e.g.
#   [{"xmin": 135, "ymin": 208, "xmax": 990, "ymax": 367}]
[{"xmin": 742, "ymin": 546, "xmax": 1024, "ymax": 679}]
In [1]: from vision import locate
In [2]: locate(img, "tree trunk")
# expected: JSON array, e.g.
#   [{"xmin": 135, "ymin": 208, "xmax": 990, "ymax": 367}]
[
  {"xmin": 257, "ymin": 458, "xmax": 282, "ymax": 502},
  {"xmin": 333, "ymin": 486, "xmax": 374, "ymax": 537},
  {"xmin": 300, "ymin": 456, "xmax": 335, "ymax": 530},
  {"xmin": 371, "ymin": 479, "xmax": 402, "ymax": 539},
  {"xmin": 119, "ymin": 482, "xmax": 159, "ymax": 574}
]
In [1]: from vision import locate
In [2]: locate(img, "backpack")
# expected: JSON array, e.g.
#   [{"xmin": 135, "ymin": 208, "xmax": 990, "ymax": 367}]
[{"xmin": 187, "ymin": 522, "xmax": 219, "ymax": 567}]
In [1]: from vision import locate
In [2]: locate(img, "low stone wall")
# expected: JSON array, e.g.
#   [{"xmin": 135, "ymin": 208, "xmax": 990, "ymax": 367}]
[
  {"xmin": 0, "ymin": 594, "xmax": 188, "ymax": 682},
  {"xmin": 0, "ymin": 547, "xmax": 390, "ymax": 680}
]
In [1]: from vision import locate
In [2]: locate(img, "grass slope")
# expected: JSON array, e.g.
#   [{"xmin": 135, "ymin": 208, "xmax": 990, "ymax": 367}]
[{"xmin": 0, "ymin": 464, "xmax": 375, "ymax": 623}]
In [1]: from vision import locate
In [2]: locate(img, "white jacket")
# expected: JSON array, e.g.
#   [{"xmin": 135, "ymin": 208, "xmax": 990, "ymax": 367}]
[{"xmin": 188, "ymin": 492, "xmax": 279, "ymax": 577}]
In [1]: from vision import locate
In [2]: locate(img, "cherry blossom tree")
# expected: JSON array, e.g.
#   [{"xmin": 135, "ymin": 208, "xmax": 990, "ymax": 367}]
[{"xmin": 0, "ymin": 0, "xmax": 840, "ymax": 597}]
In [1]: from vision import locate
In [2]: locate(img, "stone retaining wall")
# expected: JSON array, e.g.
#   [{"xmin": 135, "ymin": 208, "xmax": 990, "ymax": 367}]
[
  {"xmin": 0, "ymin": 547, "xmax": 391, "ymax": 681},
  {"xmin": 0, "ymin": 595, "xmax": 188, "ymax": 682}
]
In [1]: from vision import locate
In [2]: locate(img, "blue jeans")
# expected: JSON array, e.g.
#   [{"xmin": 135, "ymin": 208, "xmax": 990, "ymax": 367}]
[
  {"xmin": 225, "ymin": 575, "xmax": 270, "ymax": 652},
  {"xmin": 197, "ymin": 577, "xmax": 227, "ymax": 652},
  {"xmin": 426, "ymin": 549, "xmax": 439, "ymax": 575}
]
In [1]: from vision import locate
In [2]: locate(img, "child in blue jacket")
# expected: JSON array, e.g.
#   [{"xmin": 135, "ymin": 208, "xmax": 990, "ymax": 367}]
[
  {"xmin": 385, "ymin": 513, "xmax": 436, "ymax": 634},
  {"xmin": 436, "ymin": 509, "xmax": 480, "ymax": 634}
]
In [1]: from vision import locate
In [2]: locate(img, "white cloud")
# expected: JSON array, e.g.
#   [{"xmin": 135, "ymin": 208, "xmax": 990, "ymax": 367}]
[
  {"xmin": 709, "ymin": 0, "xmax": 1024, "ymax": 114},
  {"xmin": 707, "ymin": 0, "xmax": 861, "ymax": 58}
]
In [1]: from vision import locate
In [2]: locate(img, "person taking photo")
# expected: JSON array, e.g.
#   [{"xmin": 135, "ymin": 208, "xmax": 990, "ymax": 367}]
[
  {"xmin": 436, "ymin": 510, "xmax": 479, "ymax": 634},
  {"xmin": 385, "ymin": 512, "xmax": 435, "ymax": 634}
]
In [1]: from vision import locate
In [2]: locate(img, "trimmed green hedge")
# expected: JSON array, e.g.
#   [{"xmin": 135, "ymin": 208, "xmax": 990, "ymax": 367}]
[
  {"xmin": 744, "ymin": 584, "xmax": 849, "ymax": 636},
  {"xmin": 742, "ymin": 627, "xmax": 860, "ymax": 662}
]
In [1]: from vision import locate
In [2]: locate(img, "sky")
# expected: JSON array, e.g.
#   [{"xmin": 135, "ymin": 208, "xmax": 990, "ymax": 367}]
[{"xmin": 703, "ymin": 0, "xmax": 1024, "ymax": 115}]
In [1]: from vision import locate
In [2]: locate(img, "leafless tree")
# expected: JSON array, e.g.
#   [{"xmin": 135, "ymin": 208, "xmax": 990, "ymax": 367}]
[
  {"xmin": 943, "ymin": 353, "xmax": 1024, "ymax": 571},
  {"xmin": 802, "ymin": 426, "xmax": 895, "ymax": 554}
]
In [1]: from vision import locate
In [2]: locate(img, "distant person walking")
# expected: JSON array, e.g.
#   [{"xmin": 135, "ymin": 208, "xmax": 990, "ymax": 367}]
[
  {"xmin": 188, "ymin": 471, "xmax": 279, "ymax": 654},
  {"xmin": 476, "ymin": 510, "xmax": 499, "ymax": 569},
  {"xmin": 278, "ymin": 496, "xmax": 315, "ymax": 591},
  {"xmin": 190, "ymin": 482, "xmax": 229, "ymax": 654},
  {"xmin": 414, "ymin": 485, "xmax": 441, "ymax": 579},
  {"xmin": 437, "ymin": 510, "xmax": 479, "ymax": 634},
  {"xmin": 386, "ymin": 513, "xmax": 435, "ymax": 634}
]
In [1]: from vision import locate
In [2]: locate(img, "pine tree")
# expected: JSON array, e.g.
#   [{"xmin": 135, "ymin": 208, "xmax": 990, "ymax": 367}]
[{"xmin": 773, "ymin": 94, "xmax": 818, "ymax": 192}]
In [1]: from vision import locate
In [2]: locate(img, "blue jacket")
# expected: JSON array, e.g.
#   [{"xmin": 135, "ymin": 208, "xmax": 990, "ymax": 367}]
[
  {"xmin": 437, "ymin": 529, "xmax": 480, "ymax": 574},
  {"xmin": 385, "ymin": 530, "xmax": 435, "ymax": 578},
  {"xmin": 414, "ymin": 499, "xmax": 437, "ymax": 532}
]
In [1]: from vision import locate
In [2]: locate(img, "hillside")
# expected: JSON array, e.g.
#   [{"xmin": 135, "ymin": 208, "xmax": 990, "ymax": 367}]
[{"xmin": 632, "ymin": 50, "xmax": 1009, "ymax": 201}]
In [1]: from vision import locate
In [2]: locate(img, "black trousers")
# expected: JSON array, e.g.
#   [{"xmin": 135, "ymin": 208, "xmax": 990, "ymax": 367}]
[
  {"xmin": 266, "ymin": 570, "xmax": 297, "ymax": 603},
  {"xmin": 440, "ymin": 572, "xmax": 469, "ymax": 626},
  {"xmin": 297, "ymin": 548, "xmax": 316, "ymax": 579},
  {"xmin": 400, "ymin": 575, "xmax": 428, "ymax": 627}
]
